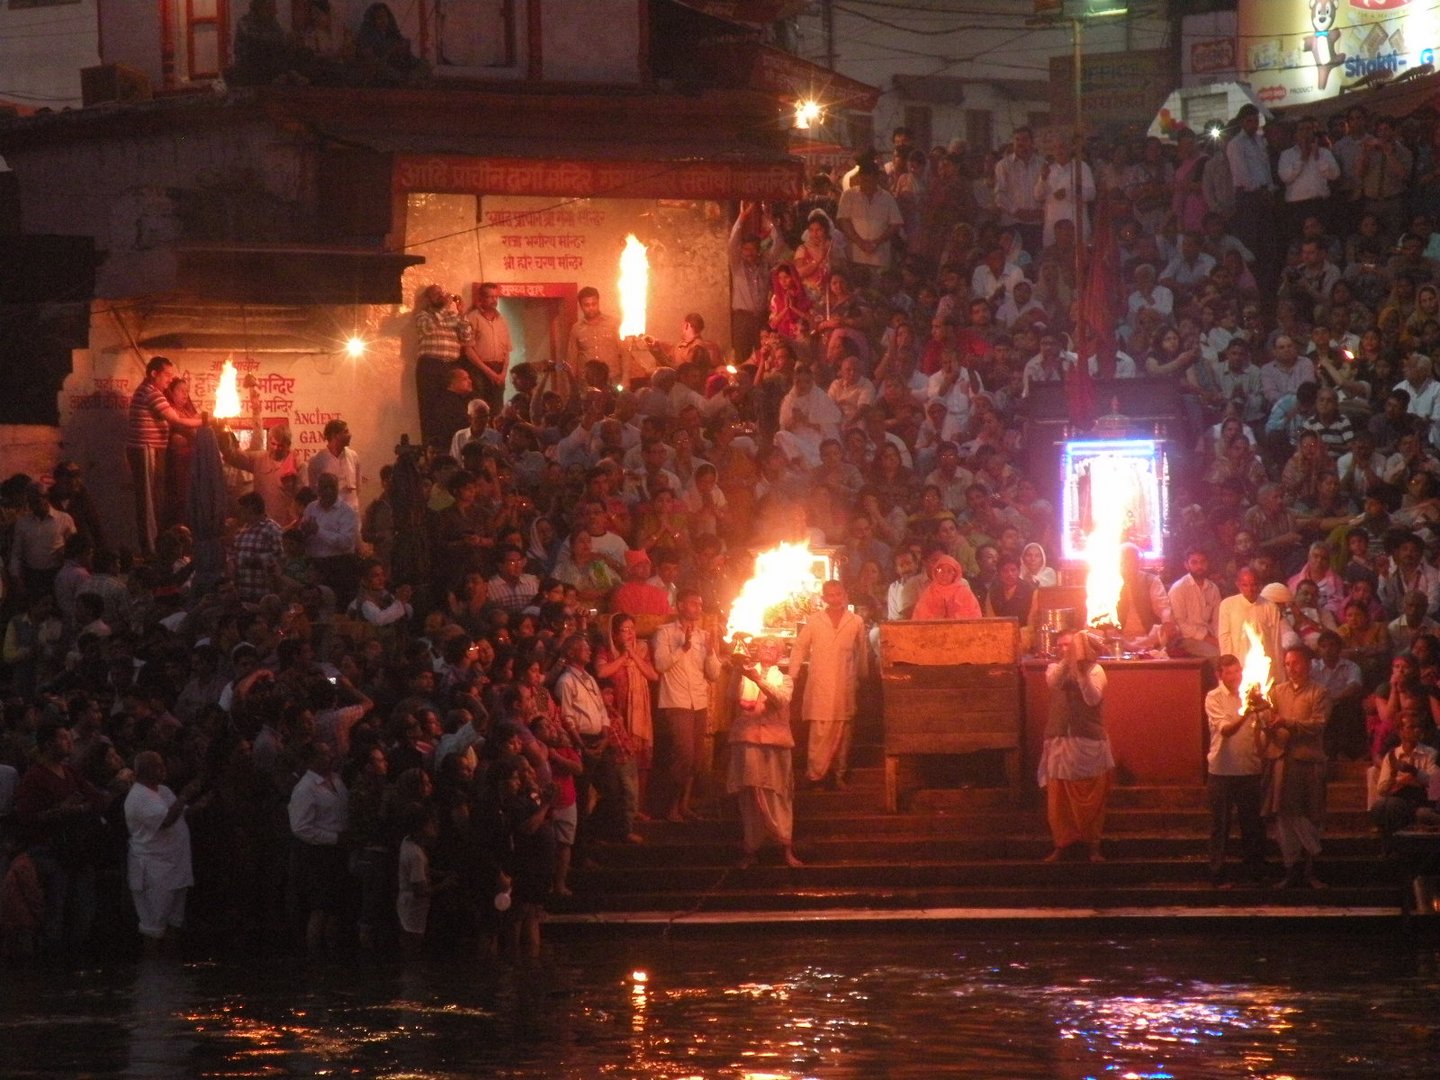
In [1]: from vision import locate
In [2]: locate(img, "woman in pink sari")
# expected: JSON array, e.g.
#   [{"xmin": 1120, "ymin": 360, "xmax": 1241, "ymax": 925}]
[{"xmin": 769, "ymin": 262, "xmax": 815, "ymax": 346}]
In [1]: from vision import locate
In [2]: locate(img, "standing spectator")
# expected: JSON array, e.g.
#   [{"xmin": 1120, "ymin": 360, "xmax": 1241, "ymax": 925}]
[
  {"xmin": 14, "ymin": 720, "xmax": 105, "ymax": 954},
  {"xmin": 565, "ymin": 286, "xmax": 625, "ymax": 388},
  {"xmin": 287, "ymin": 740, "xmax": 349, "ymax": 955},
  {"xmin": 729, "ymin": 636, "xmax": 801, "ymax": 868},
  {"xmin": 837, "ymin": 162, "xmax": 903, "ymax": 274},
  {"xmin": 1034, "ymin": 137, "xmax": 1095, "ymax": 248},
  {"xmin": 463, "ymin": 282, "xmax": 511, "ymax": 415},
  {"xmin": 126, "ymin": 355, "xmax": 202, "ymax": 554},
  {"xmin": 994, "ymin": 126, "xmax": 1046, "ymax": 256},
  {"xmin": 728, "ymin": 203, "xmax": 777, "ymax": 361},
  {"xmin": 789, "ymin": 579, "xmax": 868, "ymax": 790},
  {"xmin": 1276, "ymin": 118, "xmax": 1340, "ymax": 244},
  {"xmin": 651, "ymin": 588, "xmax": 720, "ymax": 823},
  {"xmin": 1225, "ymin": 105, "xmax": 1276, "ymax": 286},
  {"xmin": 301, "ymin": 473, "xmax": 361, "ymax": 609},
  {"xmin": 1359, "ymin": 116, "xmax": 1413, "ymax": 239},
  {"xmin": 230, "ymin": 492, "xmax": 284, "ymax": 604},
  {"xmin": 413, "ymin": 284, "xmax": 473, "ymax": 448},
  {"xmin": 1204, "ymin": 654, "xmax": 1267, "ymax": 886},
  {"xmin": 124, "ymin": 751, "xmax": 198, "ymax": 952},
  {"xmin": 305, "ymin": 418, "xmax": 362, "ymax": 513},
  {"xmin": 9, "ymin": 484, "xmax": 75, "ymax": 602}
]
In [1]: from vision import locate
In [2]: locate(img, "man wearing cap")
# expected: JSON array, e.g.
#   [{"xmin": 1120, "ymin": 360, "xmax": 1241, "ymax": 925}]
[{"xmin": 1218, "ymin": 567, "xmax": 1285, "ymax": 676}]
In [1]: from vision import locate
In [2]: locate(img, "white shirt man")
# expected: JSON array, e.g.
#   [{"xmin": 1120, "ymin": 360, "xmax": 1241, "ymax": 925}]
[
  {"xmin": 1217, "ymin": 568, "xmax": 1285, "ymax": 675},
  {"xmin": 1277, "ymin": 126, "xmax": 1340, "ymax": 203},
  {"xmin": 306, "ymin": 420, "xmax": 362, "ymax": 512},
  {"xmin": 993, "ymin": 130, "xmax": 1046, "ymax": 233},
  {"xmin": 836, "ymin": 169, "xmax": 904, "ymax": 270},
  {"xmin": 1033, "ymin": 152, "xmax": 1095, "ymax": 247},
  {"xmin": 1169, "ymin": 550, "xmax": 1221, "ymax": 658},
  {"xmin": 789, "ymin": 580, "xmax": 869, "ymax": 786},
  {"xmin": 301, "ymin": 475, "xmax": 360, "ymax": 559}
]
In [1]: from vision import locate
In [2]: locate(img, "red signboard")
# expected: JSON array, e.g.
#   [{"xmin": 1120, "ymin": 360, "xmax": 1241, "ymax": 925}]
[{"xmin": 394, "ymin": 156, "xmax": 803, "ymax": 201}]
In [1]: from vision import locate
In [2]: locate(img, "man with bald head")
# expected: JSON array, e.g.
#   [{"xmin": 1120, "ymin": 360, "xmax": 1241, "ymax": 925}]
[{"xmin": 1218, "ymin": 566, "xmax": 1285, "ymax": 675}]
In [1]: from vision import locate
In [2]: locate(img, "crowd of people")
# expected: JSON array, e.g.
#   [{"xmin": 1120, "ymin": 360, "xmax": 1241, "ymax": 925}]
[{"xmin": 7, "ymin": 103, "xmax": 1440, "ymax": 961}]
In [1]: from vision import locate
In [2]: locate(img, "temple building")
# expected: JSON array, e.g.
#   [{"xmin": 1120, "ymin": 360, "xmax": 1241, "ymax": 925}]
[{"xmin": 0, "ymin": 0, "xmax": 874, "ymax": 549}]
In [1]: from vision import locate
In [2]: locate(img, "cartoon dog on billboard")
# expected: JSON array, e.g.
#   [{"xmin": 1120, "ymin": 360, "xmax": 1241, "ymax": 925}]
[{"xmin": 1304, "ymin": 0, "xmax": 1347, "ymax": 90}]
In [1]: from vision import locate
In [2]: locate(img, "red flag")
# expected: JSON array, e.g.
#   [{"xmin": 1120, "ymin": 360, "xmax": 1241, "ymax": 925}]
[{"xmin": 1066, "ymin": 198, "xmax": 1123, "ymax": 430}]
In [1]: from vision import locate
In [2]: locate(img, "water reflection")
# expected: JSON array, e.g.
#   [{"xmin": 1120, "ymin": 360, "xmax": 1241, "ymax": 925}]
[{"xmin": 0, "ymin": 932, "xmax": 1437, "ymax": 1078}]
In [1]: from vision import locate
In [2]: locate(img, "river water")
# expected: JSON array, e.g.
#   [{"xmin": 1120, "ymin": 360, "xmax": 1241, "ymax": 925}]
[{"xmin": 3, "ymin": 927, "xmax": 1439, "ymax": 1078}]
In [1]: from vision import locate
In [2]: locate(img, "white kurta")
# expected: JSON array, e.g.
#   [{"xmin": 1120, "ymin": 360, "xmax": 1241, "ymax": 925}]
[
  {"xmin": 789, "ymin": 609, "xmax": 869, "ymax": 781},
  {"xmin": 125, "ymin": 781, "xmax": 193, "ymax": 936},
  {"xmin": 774, "ymin": 386, "xmax": 842, "ymax": 467}
]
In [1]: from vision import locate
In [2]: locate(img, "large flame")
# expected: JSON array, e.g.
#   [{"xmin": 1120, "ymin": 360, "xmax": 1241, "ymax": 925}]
[
  {"xmin": 1237, "ymin": 623, "xmax": 1273, "ymax": 706},
  {"xmin": 617, "ymin": 234, "xmax": 648, "ymax": 338},
  {"xmin": 726, "ymin": 542, "xmax": 818, "ymax": 642},
  {"xmin": 1084, "ymin": 457, "xmax": 1130, "ymax": 629},
  {"xmin": 213, "ymin": 358, "xmax": 242, "ymax": 419}
]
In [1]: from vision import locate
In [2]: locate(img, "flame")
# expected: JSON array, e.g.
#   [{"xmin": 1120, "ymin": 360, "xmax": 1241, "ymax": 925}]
[
  {"xmin": 213, "ymin": 358, "xmax": 242, "ymax": 419},
  {"xmin": 1084, "ymin": 457, "xmax": 1130, "ymax": 628},
  {"xmin": 617, "ymin": 234, "xmax": 648, "ymax": 338},
  {"xmin": 1237, "ymin": 623, "xmax": 1273, "ymax": 705},
  {"xmin": 726, "ymin": 542, "xmax": 818, "ymax": 641}
]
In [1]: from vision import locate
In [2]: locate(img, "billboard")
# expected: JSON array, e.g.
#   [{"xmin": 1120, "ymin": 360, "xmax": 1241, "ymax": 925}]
[{"xmin": 1238, "ymin": 0, "xmax": 1440, "ymax": 108}]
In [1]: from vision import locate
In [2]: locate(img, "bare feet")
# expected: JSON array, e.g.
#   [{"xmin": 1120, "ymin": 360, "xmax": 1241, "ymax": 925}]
[
  {"xmin": 1042, "ymin": 848, "xmax": 1064, "ymax": 863},
  {"xmin": 623, "ymin": 832, "xmax": 645, "ymax": 845},
  {"xmin": 736, "ymin": 852, "xmax": 756, "ymax": 869},
  {"xmin": 1087, "ymin": 845, "xmax": 1105, "ymax": 863},
  {"xmin": 553, "ymin": 885, "xmax": 573, "ymax": 898},
  {"xmin": 783, "ymin": 847, "xmax": 805, "ymax": 868}
]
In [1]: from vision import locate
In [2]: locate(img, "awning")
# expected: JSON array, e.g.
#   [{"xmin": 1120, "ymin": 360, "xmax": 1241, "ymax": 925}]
[
  {"xmin": 669, "ymin": 1, "xmax": 808, "ymax": 25},
  {"xmin": 692, "ymin": 42, "xmax": 881, "ymax": 112},
  {"xmin": 1278, "ymin": 64, "xmax": 1440, "ymax": 124}
]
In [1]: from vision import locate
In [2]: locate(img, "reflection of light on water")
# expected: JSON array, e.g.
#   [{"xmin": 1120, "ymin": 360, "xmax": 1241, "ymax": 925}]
[{"xmin": 1051, "ymin": 985, "xmax": 1299, "ymax": 1078}]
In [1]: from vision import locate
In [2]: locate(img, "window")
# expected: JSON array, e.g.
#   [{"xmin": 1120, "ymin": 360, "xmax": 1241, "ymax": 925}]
[
  {"xmin": 847, "ymin": 112, "xmax": 874, "ymax": 156},
  {"xmin": 430, "ymin": 0, "xmax": 517, "ymax": 71},
  {"xmin": 964, "ymin": 110, "xmax": 993, "ymax": 154},
  {"xmin": 187, "ymin": 0, "xmax": 227, "ymax": 80},
  {"xmin": 902, "ymin": 105, "xmax": 932, "ymax": 153}
]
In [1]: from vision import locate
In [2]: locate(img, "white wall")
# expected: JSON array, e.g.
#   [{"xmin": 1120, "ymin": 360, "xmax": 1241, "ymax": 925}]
[{"xmin": 0, "ymin": 0, "xmax": 100, "ymax": 111}]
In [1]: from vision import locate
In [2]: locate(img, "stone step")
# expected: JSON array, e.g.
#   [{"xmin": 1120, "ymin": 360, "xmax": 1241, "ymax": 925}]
[
  {"xmin": 595, "ymin": 834, "xmax": 1386, "ymax": 868},
  {"xmin": 557, "ymin": 880, "xmax": 1405, "ymax": 915},
  {"xmin": 640, "ymin": 807, "xmax": 1380, "ymax": 843},
  {"xmin": 571, "ymin": 853, "xmax": 1397, "ymax": 896},
  {"xmin": 910, "ymin": 783, "xmax": 1370, "ymax": 813}
]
